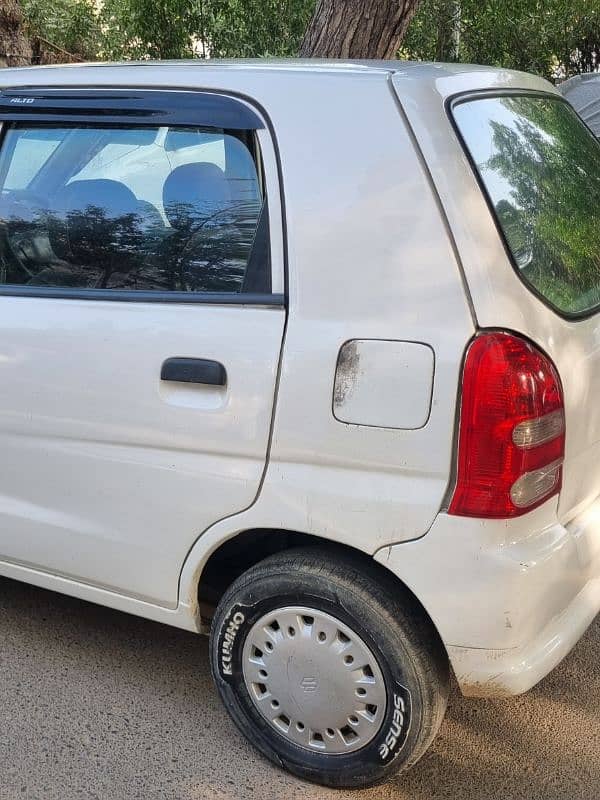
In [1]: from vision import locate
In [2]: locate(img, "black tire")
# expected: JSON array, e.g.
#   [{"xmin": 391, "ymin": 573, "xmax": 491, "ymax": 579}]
[{"xmin": 209, "ymin": 546, "xmax": 449, "ymax": 789}]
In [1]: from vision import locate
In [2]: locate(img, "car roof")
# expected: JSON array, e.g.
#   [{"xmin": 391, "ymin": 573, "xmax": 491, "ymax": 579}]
[
  {"xmin": 0, "ymin": 59, "xmax": 557, "ymax": 104},
  {"xmin": 0, "ymin": 57, "xmax": 547, "ymax": 82}
]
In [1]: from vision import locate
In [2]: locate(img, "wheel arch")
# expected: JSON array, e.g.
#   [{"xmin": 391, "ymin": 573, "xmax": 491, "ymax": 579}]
[{"xmin": 194, "ymin": 527, "xmax": 447, "ymax": 662}]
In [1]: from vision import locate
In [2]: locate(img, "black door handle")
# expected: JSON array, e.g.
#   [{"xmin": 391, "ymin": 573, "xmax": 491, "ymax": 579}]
[{"xmin": 161, "ymin": 358, "xmax": 227, "ymax": 386}]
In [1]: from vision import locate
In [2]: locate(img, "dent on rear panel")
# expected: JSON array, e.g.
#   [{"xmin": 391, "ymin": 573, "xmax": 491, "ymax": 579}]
[{"xmin": 333, "ymin": 340, "xmax": 435, "ymax": 429}]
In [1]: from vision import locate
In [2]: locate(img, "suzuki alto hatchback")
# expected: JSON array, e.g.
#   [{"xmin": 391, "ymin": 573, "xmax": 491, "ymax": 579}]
[{"xmin": 0, "ymin": 59, "xmax": 598, "ymax": 789}]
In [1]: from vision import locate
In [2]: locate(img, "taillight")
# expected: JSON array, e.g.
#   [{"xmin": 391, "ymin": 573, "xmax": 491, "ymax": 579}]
[{"xmin": 448, "ymin": 332, "xmax": 565, "ymax": 518}]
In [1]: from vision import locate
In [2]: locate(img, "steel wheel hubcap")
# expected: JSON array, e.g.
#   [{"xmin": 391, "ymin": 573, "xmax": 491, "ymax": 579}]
[{"xmin": 241, "ymin": 606, "xmax": 387, "ymax": 754}]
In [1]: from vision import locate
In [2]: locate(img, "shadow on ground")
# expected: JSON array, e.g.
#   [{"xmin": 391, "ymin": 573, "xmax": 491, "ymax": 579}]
[{"xmin": 0, "ymin": 577, "xmax": 597, "ymax": 800}]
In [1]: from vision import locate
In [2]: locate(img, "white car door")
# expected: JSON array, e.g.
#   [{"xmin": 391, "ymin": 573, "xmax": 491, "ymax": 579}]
[{"xmin": 0, "ymin": 89, "xmax": 285, "ymax": 606}]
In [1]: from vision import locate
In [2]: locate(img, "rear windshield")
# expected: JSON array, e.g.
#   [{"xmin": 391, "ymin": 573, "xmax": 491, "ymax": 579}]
[{"xmin": 452, "ymin": 94, "xmax": 600, "ymax": 317}]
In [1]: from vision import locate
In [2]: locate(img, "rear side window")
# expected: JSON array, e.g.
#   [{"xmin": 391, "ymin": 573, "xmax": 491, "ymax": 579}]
[
  {"xmin": 452, "ymin": 94, "xmax": 600, "ymax": 317},
  {"xmin": 0, "ymin": 124, "xmax": 268, "ymax": 295}
]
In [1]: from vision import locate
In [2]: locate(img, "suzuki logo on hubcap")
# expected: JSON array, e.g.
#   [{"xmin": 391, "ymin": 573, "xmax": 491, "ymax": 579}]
[{"xmin": 300, "ymin": 676, "xmax": 318, "ymax": 692}]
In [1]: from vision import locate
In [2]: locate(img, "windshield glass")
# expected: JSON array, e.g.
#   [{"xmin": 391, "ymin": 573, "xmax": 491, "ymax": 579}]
[{"xmin": 453, "ymin": 94, "xmax": 600, "ymax": 317}]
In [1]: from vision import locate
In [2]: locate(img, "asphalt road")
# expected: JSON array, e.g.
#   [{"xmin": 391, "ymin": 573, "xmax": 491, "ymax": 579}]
[{"xmin": 0, "ymin": 576, "xmax": 597, "ymax": 800}]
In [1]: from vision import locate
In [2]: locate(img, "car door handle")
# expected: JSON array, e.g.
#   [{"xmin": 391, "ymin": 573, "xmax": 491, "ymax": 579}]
[{"xmin": 160, "ymin": 358, "xmax": 227, "ymax": 386}]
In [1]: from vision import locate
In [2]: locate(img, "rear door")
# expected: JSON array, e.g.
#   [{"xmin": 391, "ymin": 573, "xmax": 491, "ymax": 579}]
[{"xmin": 0, "ymin": 89, "xmax": 285, "ymax": 605}]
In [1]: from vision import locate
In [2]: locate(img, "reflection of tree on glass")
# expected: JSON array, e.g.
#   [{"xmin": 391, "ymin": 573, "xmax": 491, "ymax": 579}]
[
  {"xmin": 160, "ymin": 199, "xmax": 262, "ymax": 293},
  {"xmin": 160, "ymin": 162, "xmax": 262, "ymax": 293},
  {"xmin": 454, "ymin": 96, "xmax": 600, "ymax": 316},
  {"xmin": 46, "ymin": 205, "xmax": 147, "ymax": 289},
  {"xmin": 0, "ymin": 124, "xmax": 265, "ymax": 296}
]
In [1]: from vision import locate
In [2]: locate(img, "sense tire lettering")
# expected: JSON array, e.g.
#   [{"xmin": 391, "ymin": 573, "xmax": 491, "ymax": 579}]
[{"xmin": 378, "ymin": 684, "xmax": 412, "ymax": 764}]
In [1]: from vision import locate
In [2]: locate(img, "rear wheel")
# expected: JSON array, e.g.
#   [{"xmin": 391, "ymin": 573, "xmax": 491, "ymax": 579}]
[{"xmin": 209, "ymin": 547, "xmax": 449, "ymax": 788}]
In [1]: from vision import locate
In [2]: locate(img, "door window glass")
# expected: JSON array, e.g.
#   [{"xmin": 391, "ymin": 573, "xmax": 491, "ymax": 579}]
[
  {"xmin": 3, "ymin": 128, "xmax": 62, "ymax": 190},
  {"xmin": 0, "ymin": 124, "xmax": 267, "ymax": 294}
]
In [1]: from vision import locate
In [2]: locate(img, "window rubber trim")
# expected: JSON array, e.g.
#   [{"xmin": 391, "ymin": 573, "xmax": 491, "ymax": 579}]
[
  {"xmin": 0, "ymin": 286, "xmax": 284, "ymax": 305},
  {"xmin": 446, "ymin": 88, "xmax": 600, "ymax": 323}
]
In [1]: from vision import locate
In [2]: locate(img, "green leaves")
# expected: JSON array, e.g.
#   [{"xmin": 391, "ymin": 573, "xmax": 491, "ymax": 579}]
[
  {"xmin": 21, "ymin": 0, "xmax": 100, "ymax": 60},
  {"xmin": 17, "ymin": 0, "xmax": 599, "ymax": 78},
  {"xmin": 403, "ymin": 0, "xmax": 600, "ymax": 79},
  {"xmin": 210, "ymin": 0, "xmax": 315, "ymax": 57},
  {"xmin": 22, "ymin": 0, "xmax": 316, "ymax": 62},
  {"xmin": 99, "ymin": 0, "xmax": 208, "ymax": 60}
]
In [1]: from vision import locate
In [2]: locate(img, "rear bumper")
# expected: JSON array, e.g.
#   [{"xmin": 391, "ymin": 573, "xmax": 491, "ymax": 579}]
[
  {"xmin": 375, "ymin": 496, "xmax": 600, "ymax": 697},
  {"xmin": 447, "ymin": 573, "xmax": 599, "ymax": 696}
]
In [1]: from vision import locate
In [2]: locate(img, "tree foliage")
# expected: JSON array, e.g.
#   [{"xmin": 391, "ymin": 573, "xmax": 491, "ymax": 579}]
[
  {"xmin": 99, "ymin": 0, "xmax": 205, "ymax": 59},
  {"xmin": 10, "ymin": 0, "xmax": 600, "ymax": 79},
  {"xmin": 403, "ymin": 0, "xmax": 600, "ymax": 79},
  {"xmin": 21, "ymin": 0, "xmax": 99, "ymax": 60},
  {"xmin": 97, "ymin": 0, "xmax": 315, "ymax": 60},
  {"xmin": 210, "ymin": 0, "xmax": 315, "ymax": 57}
]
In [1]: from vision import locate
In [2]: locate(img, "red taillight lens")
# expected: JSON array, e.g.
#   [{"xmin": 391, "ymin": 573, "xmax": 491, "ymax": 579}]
[{"xmin": 448, "ymin": 332, "xmax": 565, "ymax": 518}]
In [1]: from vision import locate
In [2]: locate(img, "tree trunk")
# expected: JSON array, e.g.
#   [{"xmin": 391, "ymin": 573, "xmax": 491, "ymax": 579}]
[
  {"xmin": 300, "ymin": 0, "xmax": 422, "ymax": 59},
  {"xmin": 0, "ymin": 0, "xmax": 32, "ymax": 67},
  {"xmin": 435, "ymin": 0, "xmax": 461, "ymax": 62}
]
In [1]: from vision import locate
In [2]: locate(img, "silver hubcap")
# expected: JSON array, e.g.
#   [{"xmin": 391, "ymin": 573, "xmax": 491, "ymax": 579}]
[{"xmin": 241, "ymin": 606, "xmax": 387, "ymax": 754}]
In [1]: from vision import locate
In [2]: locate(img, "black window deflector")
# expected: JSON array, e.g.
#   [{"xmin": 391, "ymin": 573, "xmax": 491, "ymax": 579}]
[{"xmin": 0, "ymin": 88, "xmax": 264, "ymax": 130}]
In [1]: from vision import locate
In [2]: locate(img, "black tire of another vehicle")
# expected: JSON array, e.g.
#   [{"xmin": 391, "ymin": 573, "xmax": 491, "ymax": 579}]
[{"xmin": 209, "ymin": 546, "xmax": 450, "ymax": 789}]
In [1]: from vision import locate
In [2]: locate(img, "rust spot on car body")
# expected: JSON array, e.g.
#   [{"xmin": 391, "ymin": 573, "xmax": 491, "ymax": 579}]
[{"xmin": 333, "ymin": 340, "xmax": 360, "ymax": 408}]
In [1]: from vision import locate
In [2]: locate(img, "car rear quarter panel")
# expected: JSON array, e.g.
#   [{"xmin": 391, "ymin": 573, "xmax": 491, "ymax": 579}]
[
  {"xmin": 395, "ymin": 67, "xmax": 600, "ymax": 524},
  {"xmin": 196, "ymin": 68, "xmax": 475, "ymax": 551}
]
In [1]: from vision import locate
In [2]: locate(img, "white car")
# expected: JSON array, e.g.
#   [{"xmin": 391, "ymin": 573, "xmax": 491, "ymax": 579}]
[{"xmin": 0, "ymin": 60, "xmax": 598, "ymax": 789}]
